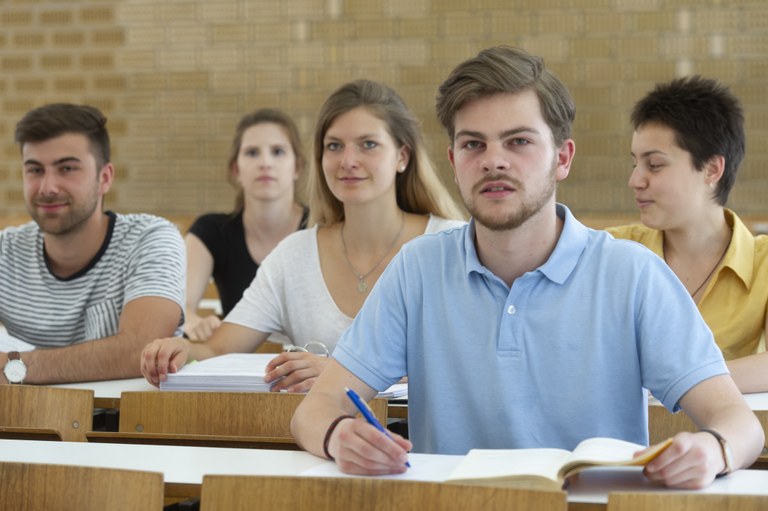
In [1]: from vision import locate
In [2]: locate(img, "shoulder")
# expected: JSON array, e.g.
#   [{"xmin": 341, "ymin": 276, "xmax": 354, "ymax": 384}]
[
  {"xmin": 424, "ymin": 214, "xmax": 467, "ymax": 234},
  {"xmin": 0, "ymin": 222, "xmax": 41, "ymax": 259},
  {"xmin": 112, "ymin": 213, "xmax": 183, "ymax": 247},
  {"xmin": 604, "ymin": 223, "xmax": 655, "ymax": 243}
]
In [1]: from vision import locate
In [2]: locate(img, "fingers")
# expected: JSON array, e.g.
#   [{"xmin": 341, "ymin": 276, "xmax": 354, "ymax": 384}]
[
  {"xmin": 185, "ymin": 316, "xmax": 221, "ymax": 341},
  {"xmin": 331, "ymin": 419, "xmax": 411, "ymax": 475},
  {"xmin": 643, "ymin": 432, "xmax": 721, "ymax": 489},
  {"xmin": 266, "ymin": 352, "xmax": 329, "ymax": 392},
  {"xmin": 140, "ymin": 337, "xmax": 189, "ymax": 387}
]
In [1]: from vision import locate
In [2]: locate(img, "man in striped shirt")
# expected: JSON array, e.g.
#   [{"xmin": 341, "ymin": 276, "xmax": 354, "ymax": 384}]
[{"xmin": 1, "ymin": 103, "xmax": 185, "ymax": 384}]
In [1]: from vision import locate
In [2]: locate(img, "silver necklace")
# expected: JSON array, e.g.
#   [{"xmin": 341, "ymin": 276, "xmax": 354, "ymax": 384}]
[{"xmin": 340, "ymin": 212, "xmax": 405, "ymax": 293}]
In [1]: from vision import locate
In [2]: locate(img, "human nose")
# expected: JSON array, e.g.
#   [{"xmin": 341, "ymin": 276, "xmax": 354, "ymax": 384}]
[
  {"xmin": 481, "ymin": 143, "xmax": 510, "ymax": 172},
  {"xmin": 38, "ymin": 170, "xmax": 60, "ymax": 195},
  {"xmin": 628, "ymin": 164, "xmax": 645, "ymax": 190},
  {"xmin": 340, "ymin": 146, "xmax": 358, "ymax": 170}
]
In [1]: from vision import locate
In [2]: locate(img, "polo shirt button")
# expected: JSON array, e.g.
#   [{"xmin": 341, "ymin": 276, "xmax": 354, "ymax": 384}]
[{"xmin": 507, "ymin": 305, "xmax": 516, "ymax": 315}]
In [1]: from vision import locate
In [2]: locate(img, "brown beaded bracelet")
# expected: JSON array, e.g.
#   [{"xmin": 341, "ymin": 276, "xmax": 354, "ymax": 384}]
[{"xmin": 323, "ymin": 415, "xmax": 355, "ymax": 460}]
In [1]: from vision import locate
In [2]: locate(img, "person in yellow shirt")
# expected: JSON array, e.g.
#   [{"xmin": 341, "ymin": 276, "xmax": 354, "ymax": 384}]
[{"xmin": 608, "ymin": 76, "xmax": 768, "ymax": 393}]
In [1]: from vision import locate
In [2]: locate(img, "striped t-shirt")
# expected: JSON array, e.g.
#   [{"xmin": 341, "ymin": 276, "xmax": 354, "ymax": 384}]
[{"xmin": 0, "ymin": 212, "xmax": 185, "ymax": 347}]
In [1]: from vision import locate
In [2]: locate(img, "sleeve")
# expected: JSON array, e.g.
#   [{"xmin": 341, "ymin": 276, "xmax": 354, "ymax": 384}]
[
  {"xmin": 187, "ymin": 214, "xmax": 222, "ymax": 260},
  {"xmin": 633, "ymin": 252, "xmax": 728, "ymax": 412},
  {"xmin": 124, "ymin": 220, "xmax": 186, "ymax": 313}
]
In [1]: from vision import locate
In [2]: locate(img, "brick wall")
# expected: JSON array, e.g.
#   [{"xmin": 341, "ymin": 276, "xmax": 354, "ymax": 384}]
[{"xmin": 1, "ymin": 0, "xmax": 767, "ymax": 224}]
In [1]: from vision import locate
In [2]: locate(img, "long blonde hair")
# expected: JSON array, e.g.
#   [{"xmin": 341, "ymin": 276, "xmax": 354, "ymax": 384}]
[{"xmin": 308, "ymin": 80, "xmax": 464, "ymax": 226}]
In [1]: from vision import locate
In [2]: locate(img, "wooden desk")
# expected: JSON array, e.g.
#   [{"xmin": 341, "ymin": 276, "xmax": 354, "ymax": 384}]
[
  {"xmin": 2, "ymin": 440, "xmax": 767, "ymax": 508},
  {"xmin": 52, "ymin": 377, "xmax": 406, "ymax": 418}
]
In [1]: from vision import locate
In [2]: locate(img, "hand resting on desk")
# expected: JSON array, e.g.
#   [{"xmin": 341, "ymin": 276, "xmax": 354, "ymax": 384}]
[
  {"xmin": 264, "ymin": 351, "xmax": 329, "ymax": 393},
  {"xmin": 141, "ymin": 336, "xmax": 191, "ymax": 387},
  {"xmin": 640, "ymin": 431, "xmax": 731, "ymax": 489}
]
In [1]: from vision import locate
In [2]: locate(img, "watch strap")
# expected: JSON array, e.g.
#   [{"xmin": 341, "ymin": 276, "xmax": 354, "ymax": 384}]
[{"xmin": 700, "ymin": 428, "xmax": 733, "ymax": 476}]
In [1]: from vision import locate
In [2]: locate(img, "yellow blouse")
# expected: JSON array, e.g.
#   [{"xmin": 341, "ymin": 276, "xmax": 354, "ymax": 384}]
[{"xmin": 607, "ymin": 209, "xmax": 768, "ymax": 359}]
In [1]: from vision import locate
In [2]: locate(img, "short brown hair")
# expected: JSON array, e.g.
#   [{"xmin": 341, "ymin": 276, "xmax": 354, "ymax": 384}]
[
  {"xmin": 436, "ymin": 46, "xmax": 575, "ymax": 147},
  {"xmin": 15, "ymin": 103, "xmax": 110, "ymax": 168}
]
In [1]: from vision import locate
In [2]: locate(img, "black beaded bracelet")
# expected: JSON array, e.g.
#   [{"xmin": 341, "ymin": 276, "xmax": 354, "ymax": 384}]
[{"xmin": 323, "ymin": 415, "xmax": 355, "ymax": 460}]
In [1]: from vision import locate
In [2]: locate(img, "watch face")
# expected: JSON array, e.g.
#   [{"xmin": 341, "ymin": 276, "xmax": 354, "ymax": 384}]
[{"xmin": 4, "ymin": 359, "xmax": 26, "ymax": 383}]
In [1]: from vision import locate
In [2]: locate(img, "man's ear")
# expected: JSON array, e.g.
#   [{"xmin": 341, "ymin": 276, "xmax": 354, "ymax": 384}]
[
  {"xmin": 447, "ymin": 144, "xmax": 458, "ymax": 185},
  {"xmin": 554, "ymin": 139, "xmax": 576, "ymax": 182},
  {"xmin": 98, "ymin": 163, "xmax": 115, "ymax": 195}
]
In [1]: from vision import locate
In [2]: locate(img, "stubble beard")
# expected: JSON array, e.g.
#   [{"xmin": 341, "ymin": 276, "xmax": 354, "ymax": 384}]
[
  {"xmin": 27, "ymin": 188, "xmax": 101, "ymax": 236},
  {"xmin": 462, "ymin": 163, "xmax": 557, "ymax": 232}
]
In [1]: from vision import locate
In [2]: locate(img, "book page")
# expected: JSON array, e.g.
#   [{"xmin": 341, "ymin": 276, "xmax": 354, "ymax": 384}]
[
  {"xmin": 561, "ymin": 437, "xmax": 673, "ymax": 479},
  {"xmin": 446, "ymin": 448, "xmax": 571, "ymax": 485}
]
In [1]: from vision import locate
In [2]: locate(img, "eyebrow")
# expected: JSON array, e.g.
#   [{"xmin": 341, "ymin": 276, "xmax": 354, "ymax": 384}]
[
  {"xmin": 631, "ymin": 150, "xmax": 667, "ymax": 158},
  {"xmin": 454, "ymin": 127, "xmax": 540, "ymax": 140},
  {"xmin": 23, "ymin": 156, "xmax": 81, "ymax": 166}
]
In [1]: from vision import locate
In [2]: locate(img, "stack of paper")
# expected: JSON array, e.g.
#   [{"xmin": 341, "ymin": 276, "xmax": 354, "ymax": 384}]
[
  {"xmin": 160, "ymin": 353, "xmax": 275, "ymax": 391},
  {"xmin": 159, "ymin": 352, "xmax": 408, "ymax": 399}
]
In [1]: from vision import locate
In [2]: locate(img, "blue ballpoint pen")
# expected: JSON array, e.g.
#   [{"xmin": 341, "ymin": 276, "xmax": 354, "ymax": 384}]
[{"xmin": 345, "ymin": 386, "xmax": 411, "ymax": 468}]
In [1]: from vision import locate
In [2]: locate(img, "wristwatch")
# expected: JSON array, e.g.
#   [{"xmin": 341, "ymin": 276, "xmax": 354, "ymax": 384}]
[
  {"xmin": 700, "ymin": 428, "xmax": 734, "ymax": 476},
  {"xmin": 3, "ymin": 351, "xmax": 26, "ymax": 384}
]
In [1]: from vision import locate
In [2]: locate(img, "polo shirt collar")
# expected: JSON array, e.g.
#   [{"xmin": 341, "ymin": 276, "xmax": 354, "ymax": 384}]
[
  {"xmin": 722, "ymin": 208, "xmax": 755, "ymax": 289},
  {"xmin": 463, "ymin": 204, "xmax": 589, "ymax": 285}
]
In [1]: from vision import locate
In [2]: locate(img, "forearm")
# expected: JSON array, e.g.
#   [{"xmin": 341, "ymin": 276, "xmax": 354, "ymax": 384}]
[
  {"xmin": 291, "ymin": 388, "xmax": 356, "ymax": 458},
  {"xmin": 22, "ymin": 333, "xmax": 145, "ymax": 384},
  {"xmin": 291, "ymin": 359, "xmax": 373, "ymax": 458},
  {"xmin": 726, "ymin": 352, "xmax": 768, "ymax": 393},
  {"xmin": 682, "ymin": 375, "xmax": 765, "ymax": 471}
]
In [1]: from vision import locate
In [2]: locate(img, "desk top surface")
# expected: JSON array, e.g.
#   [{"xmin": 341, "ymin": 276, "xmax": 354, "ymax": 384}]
[
  {"xmin": 2, "ymin": 440, "xmax": 767, "ymax": 503},
  {"xmin": 52, "ymin": 379, "xmax": 768, "ymax": 412}
]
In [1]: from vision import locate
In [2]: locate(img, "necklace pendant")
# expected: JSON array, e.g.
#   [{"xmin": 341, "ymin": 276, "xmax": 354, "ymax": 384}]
[{"xmin": 357, "ymin": 278, "xmax": 368, "ymax": 293}]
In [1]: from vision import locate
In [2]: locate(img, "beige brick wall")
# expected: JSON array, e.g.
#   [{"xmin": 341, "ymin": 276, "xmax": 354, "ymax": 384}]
[{"xmin": 1, "ymin": 0, "xmax": 767, "ymax": 226}]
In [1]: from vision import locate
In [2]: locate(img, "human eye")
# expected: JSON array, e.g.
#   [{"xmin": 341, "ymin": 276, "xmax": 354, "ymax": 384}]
[
  {"xmin": 361, "ymin": 140, "xmax": 378, "ymax": 150},
  {"xmin": 24, "ymin": 165, "xmax": 43, "ymax": 175},
  {"xmin": 244, "ymin": 148, "xmax": 259, "ymax": 158},
  {"xmin": 461, "ymin": 140, "xmax": 484, "ymax": 150},
  {"xmin": 325, "ymin": 141, "xmax": 341, "ymax": 152},
  {"xmin": 647, "ymin": 161, "xmax": 664, "ymax": 171},
  {"xmin": 509, "ymin": 137, "xmax": 530, "ymax": 146},
  {"xmin": 272, "ymin": 146, "xmax": 286, "ymax": 156},
  {"xmin": 59, "ymin": 164, "xmax": 78, "ymax": 173}
]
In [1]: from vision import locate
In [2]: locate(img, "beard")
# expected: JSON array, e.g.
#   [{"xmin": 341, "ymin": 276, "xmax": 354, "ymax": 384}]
[
  {"xmin": 461, "ymin": 161, "xmax": 557, "ymax": 232},
  {"xmin": 27, "ymin": 188, "xmax": 100, "ymax": 236}
]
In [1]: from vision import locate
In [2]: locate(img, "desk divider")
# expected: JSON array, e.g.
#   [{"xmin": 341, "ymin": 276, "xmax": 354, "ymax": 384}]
[
  {"xmin": 199, "ymin": 475, "xmax": 567, "ymax": 511},
  {"xmin": 607, "ymin": 492, "xmax": 768, "ymax": 511},
  {"xmin": 0, "ymin": 385, "xmax": 93, "ymax": 442}
]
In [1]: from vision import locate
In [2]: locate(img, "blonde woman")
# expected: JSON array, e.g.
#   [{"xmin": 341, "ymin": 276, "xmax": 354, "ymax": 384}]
[{"xmin": 142, "ymin": 80, "xmax": 465, "ymax": 392}]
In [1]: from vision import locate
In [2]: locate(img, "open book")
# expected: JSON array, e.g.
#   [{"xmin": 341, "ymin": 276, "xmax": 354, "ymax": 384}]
[
  {"xmin": 446, "ymin": 437, "xmax": 673, "ymax": 491},
  {"xmin": 160, "ymin": 353, "xmax": 408, "ymax": 398}
]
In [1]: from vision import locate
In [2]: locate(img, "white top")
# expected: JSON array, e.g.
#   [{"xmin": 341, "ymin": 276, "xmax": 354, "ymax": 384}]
[
  {"xmin": 225, "ymin": 215, "xmax": 464, "ymax": 353},
  {"xmin": 1, "ymin": 440, "xmax": 766, "ymax": 502}
]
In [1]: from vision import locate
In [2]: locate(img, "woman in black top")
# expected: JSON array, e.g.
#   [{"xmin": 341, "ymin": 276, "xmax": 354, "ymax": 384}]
[{"xmin": 185, "ymin": 109, "xmax": 308, "ymax": 340}]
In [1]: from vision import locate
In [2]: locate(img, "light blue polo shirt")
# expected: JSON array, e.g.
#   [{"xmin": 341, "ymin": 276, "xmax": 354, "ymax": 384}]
[{"xmin": 333, "ymin": 204, "xmax": 727, "ymax": 455}]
